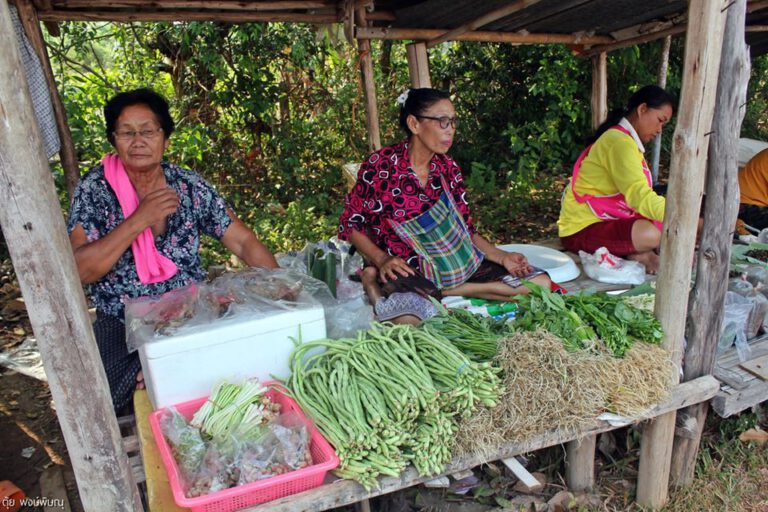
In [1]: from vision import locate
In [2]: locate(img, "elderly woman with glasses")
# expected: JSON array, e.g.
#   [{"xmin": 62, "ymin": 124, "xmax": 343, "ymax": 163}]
[
  {"xmin": 338, "ymin": 88, "xmax": 550, "ymax": 324},
  {"xmin": 67, "ymin": 88, "xmax": 277, "ymax": 412}
]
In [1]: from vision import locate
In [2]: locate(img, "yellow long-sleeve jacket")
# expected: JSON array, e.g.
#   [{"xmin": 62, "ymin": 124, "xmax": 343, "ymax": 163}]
[{"xmin": 558, "ymin": 120, "xmax": 666, "ymax": 237}]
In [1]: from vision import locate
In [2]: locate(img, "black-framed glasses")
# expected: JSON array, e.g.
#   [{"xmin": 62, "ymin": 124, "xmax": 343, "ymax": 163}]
[
  {"xmin": 113, "ymin": 127, "xmax": 164, "ymax": 142},
  {"xmin": 415, "ymin": 115, "xmax": 458, "ymax": 130}
]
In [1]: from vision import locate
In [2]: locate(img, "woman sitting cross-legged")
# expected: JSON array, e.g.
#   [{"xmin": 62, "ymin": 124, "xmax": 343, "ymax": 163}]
[
  {"xmin": 557, "ymin": 85, "xmax": 677, "ymax": 274},
  {"xmin": 338, "ymin": 88, "xmax": 550, "ymax": 323}
]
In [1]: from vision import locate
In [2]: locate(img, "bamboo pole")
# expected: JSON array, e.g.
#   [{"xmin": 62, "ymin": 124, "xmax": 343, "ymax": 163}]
[
  {"xmin": 356, "ymin": 26, "xmax": 613, "ymax": 46},
  {"xmin": 425, "ymin": 0, "xmax": 543, "ymax": 48},
  {"xmin": 651, "ymin": 35, "xmax": 672, "ymax": 183},
  {"xmin": 15, "ymin": 0, "xmax": 79, "ymax": 200},
  {"xmin": 584, "ymin": 24, "xmax": 685, "ymax": 57},
  {"xmin": 670, "ymin": 0, "xmax": 749, "ymax": 487},
  {"xmin": 0, "ymin": 1, "xmax": 141, "ymax": 510},
  {"xmin": 635, "ymin": 0, "xmax": 728, "ymax": 507},
  {"xmin": 406, "ymin": 42, "xmax": 431, "ymax": 88},
  {"xmin": 356, "ymin": 6, "xmax": 380, "ymax": 151},
  {"xmin": 37, "ymin": 10, "xmax": 339, "ymax": 22}
]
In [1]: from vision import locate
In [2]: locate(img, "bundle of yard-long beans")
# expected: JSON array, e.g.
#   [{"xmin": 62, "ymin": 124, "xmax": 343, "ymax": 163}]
[
  {"xmin": 421, "ymin": 304, "xmax": 513, "ymax": 361},
  {"xmin": 285, "ymin": 322, "xmax": 503, "ymax": 489}
]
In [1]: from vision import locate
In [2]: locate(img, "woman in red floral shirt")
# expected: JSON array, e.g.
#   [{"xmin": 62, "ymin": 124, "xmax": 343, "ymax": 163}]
[{"xmin": 338, "ymin": 89, "xmax": 549, "ymax": 317}]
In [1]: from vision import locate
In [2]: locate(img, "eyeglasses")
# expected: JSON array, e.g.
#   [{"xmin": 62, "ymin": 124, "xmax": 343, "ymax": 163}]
[
  {"xmin": 113, "ymin": 127, "xmax": 164, "ymax": 142},
  {"xmin": 415, "ymin": 115, "xmax": 458, "ymax": 130}
]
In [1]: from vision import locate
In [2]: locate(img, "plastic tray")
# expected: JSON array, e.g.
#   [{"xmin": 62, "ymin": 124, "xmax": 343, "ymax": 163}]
[{"xmin": 149, "ymin": 382, "xmax": 339, "ymax": 512}]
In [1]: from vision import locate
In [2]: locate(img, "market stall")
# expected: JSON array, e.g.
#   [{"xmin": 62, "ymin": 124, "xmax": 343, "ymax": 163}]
[{"xmin": 0, "ymin": 0, "xmax": 762, "ymax": 511}]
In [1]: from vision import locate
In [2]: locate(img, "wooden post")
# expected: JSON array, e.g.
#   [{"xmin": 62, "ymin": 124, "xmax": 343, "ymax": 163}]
[
  {"xmin": 590, "ymin": 52, "xmax": 607, "ymax": 129},
  {"xmin": 0, "ymin": 2, "xmax": 142, "ymax": 511},
  {"xmin": 636, "ymin": 0, "xmax": 727, "ymax": 507},
  {"xmin": 15, "ymin": 0, "xmax": 80, "ymax": 200},
  {"xmin": 670, "ymin": 0, "xmax": 749, "ymax": 487},
  {"xmin": 406, "ymin": 42, "xmax": 431, "ymax": 88},
  {"xmin": 564, "ymin": 54, "xmax": 607, "ymax": 492},
  {"xmin": 651, "ymin": 36, "xmax": 672, "ymax": 183},
  {"xmin": 355, "ymin": 6, "xmax": 381, "ymax": 152}
]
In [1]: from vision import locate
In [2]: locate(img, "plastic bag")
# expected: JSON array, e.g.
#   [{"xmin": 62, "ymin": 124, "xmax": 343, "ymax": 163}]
[
  {"xmin": 159, "ymin": 407, "xmax": 206, "ymax": 493},
  {"xmin": 746, "ymin": 292, "xmax": 768, "ymax": 339},
  {"xmin": 125, "ymin": 268, "xmax": 324, "ymax": 352},
  {"xmin": 728, "ymin": 277, "xmax": 755, "ymax": 297},
  {"xmin": 719, "ymin": 292, "xmax": 753, "ymax": 362},
  {"xmin": 743, "ymin": 264, "xmax": 768, "ymax": 292},
  {"xmin": 186, "ymin": 441, "xmax": 237, "ymax": 497},
  {"xmin": 235, "ymin": 412, "xmax": 313, "ymax": 485},
  {"xmin": 578, "ymin": 247, "xmax": 646, "ymax": 285}
]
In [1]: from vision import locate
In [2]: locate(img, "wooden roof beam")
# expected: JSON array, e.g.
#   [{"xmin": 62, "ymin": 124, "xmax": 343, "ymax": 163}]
[
  {"xmin": 746, "ymin": 24, "xmax": 768, "ymax": 30},
  {"xmin": 747, "ymin": 0, "xmax": 768, "ymax": 13},
  {"xmin": 583, "ymin": 24, "xmax": 685, "ymax": 57},
  {"xmin": 51, "ymin": 0, "xmax": 334, "ymax": 9},
  {"xmin": 425, "ymin": 0, "xmax": 543, "ymax": 48},
  {"xmin": 37, "ymin": 9, "xmax": 339, "ymax": 22},
  {"xmin": 357, "ymin": 26, "xmax": 613, "ymax": 46}
]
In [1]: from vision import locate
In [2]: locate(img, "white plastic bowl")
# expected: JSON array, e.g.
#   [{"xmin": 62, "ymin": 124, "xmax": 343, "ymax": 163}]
[{"xmin": 496, "ymin": 243, "xmax": 581, "ymax": 283}]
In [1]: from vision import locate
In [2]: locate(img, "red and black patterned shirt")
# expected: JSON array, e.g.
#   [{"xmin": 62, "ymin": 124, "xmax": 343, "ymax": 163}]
[{"xmin": 338, "ymin": 141, "xmax": 475, "ymax": 267}]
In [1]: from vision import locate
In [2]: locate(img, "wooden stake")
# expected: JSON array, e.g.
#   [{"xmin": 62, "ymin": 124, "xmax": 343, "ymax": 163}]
[
  {"xmin": 425, "ymin": 0, "xmax": 543, "ymax": 48},
  {"xmin": 636, "ymin": 0, "xmax": 728, "ymax": 507},
  {"xmin": 671, "ymin": 0, "xmax": 750, "ymax": 487},
  {"xmin": 651, "ymin": 35, "xmax": 672, "ymax": 183},
  {"xmin": 356, "ymin": 6, "xmax": 380, "ymax": 151},
  {"xmin": 565, "ymin": 435, "xmax": 596, "ymax": 491},
  {"xmin": 0, "ymin": 1, "xmax": 141, "ymax": 510},
  {"xmin": 590, "ymin": 52, "xmax": 607, "ymax": 130},
  {"xmin": 356, "ymin": 26, "xmax": 613, "ymax": 46},
  {"xmin": 406, "ymin": 42, "xmax": 431, "ymax": 88}
]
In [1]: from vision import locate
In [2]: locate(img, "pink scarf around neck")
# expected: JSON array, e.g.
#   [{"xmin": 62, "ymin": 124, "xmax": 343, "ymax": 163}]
[{"xmin": 102, "ymin": 154, "xmax": 178, "ymax": 284}]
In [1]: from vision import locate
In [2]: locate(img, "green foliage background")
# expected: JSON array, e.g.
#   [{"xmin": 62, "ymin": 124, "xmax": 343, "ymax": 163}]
[{"xmin": 46, "ymin": 22, "xmax": 768, "ymax": 266}]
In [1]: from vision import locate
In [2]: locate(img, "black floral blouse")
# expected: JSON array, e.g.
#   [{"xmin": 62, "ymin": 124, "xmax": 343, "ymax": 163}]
[{"xmin": 67, "ymin": 162, "xmax": 233, "ymax": 317}]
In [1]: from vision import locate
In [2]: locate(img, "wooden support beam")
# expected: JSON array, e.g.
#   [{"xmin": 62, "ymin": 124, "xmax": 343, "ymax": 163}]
[
  {"xmin": 502, "ymin": 457, "xmax": 541, "ymax": 489},
  {"xmin": 53, "ymin": 0, "xmax": 333, "ymax": 8},
  {"xmin": 565, "ymin": 435, "xmax": 596, "ymax": 491},
  {"xmin": 590, "ymin": 52, "xmax": 607, "ymax": 130},
  {"xmin": 356, "ymin": 26, "xmax": 613, "ymax": 46},
  {"xmin": 355, "ymin": 6, "xmax": 380, "ymax": 151},
  {"xmin": 670, "ymin": 0, "xmax": 750, "ymax": 487},
  {"xmin": 584, "ymin": 24, "xmax": 685, "ymax": 57},
  {"xmin": 406, "ymin": 42, "xmax": 431, "ymax": 89},
  {"xmin": 636, "ymin": 0, "xmax": 728, "ymax": 508},
  {"xmin": 15, "ymin": 0, "xmax": 79, "ymax": 200},
  {"xmin": 37, "ymin": 10, "xmax": 339, "ymax": 22},
  {"xmin": 747, "ymin": 0, "xmax": 768, "ymax": 13},
  {"xmin": 237, "ymin": 376, "xmax": 719, "ymax": 512},
  {"xmin": 651, "ymin": 35, "xmax": 672, "ymax": 183},
  {"xmin": 425, "ymin": 0, "xmax": 543, "ymax": 48},
  {"xmin": 0, "ymin": 1, "xmax": 142, "ymax": 510},
  {"xmin": 746, "ymin": 25, "xmax": 768, "ymax": 31}
]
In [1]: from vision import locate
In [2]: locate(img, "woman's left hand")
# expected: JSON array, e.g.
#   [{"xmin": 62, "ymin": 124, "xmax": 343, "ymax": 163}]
[{"xmin": 500, "ymin": 251, "xmax": 533, "ymax": 277}]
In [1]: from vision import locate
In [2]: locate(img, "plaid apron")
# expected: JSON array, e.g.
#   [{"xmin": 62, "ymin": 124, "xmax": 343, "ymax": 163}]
[{"xmin": 389, "ymin": 176, "xmax": 483, "ymax": 289}]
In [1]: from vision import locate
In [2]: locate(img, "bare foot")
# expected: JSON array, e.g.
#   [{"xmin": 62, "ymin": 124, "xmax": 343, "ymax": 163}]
[
  {"xmin": 628, "ymin": 251, "xmax": 659, "ymax": 274},
  {"xmin": 360, "ymin": 266, "xmax": 383, "ymax": 304},
  {"xmin": 136, "ymin": 370, "xmax": 145, "ymax": 390}
]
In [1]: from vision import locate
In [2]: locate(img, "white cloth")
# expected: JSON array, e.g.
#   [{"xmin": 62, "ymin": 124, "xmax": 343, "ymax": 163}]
[{"xmin": 10, "ymin": 5, "xmax": 60, "ymax": 159}]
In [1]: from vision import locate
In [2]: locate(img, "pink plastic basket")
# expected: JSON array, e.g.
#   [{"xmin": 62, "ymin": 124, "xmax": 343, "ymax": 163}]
[{"xmin": 149, "ymin": 382, "xmax": 339, "ymax": 512}]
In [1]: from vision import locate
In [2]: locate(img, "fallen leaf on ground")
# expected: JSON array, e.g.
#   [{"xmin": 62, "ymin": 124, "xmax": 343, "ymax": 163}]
[{"xmin": 739, "ymin": 428, "xmax": 768, "ymax": 443}]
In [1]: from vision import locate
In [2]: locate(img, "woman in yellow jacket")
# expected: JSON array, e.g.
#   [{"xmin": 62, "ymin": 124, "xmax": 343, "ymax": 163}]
[{"xmin": 557, "ymin": 85, "xmax": 676, "ymax": 274}]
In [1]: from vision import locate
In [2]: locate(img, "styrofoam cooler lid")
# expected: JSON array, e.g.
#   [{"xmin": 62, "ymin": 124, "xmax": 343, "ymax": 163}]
[
  {"xmin": 139, "ymin": 304, "xmax": 325, "ymax": 358},
  {"xmin": 497, "ymin": 243, "xmax": 580, "ymax": 283}
]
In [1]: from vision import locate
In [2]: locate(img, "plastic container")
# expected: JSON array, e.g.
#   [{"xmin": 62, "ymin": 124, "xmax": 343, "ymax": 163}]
[
  {"xmin": 496, "ymin": 244, "xmax": 581, "ymax": 283},
  {"xmin": 149, "ymin": 383, "xmax": 339, "ymax": 512},
  {"xmin": 139, "ymin": 306, "xmax": 326, "ymax": 409}
]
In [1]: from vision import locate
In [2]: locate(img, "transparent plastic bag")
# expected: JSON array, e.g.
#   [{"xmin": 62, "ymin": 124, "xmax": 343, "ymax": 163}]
[
  {"xmin": 578, "ymin": 247, "xmax": 646, "ymax": 285},
  {"xmin": 746, "ymin": 292, "xmax": 768, "ymax": 339},
  {"xmin": 186, "ymin": 441, "xmax": 237, "ymax": 497},
  {"xmin": 728, "ymin": 277, "xmax": 755, "ymax": 297},
  {"xmin": 719, "ymin": 292, "xmax": 753, "ymax": 362},
  {"xmin": 235, "ymin": 412, "xmax": 313, "ymax": 485},
  {"xmin": 744, "ymin": 264, "xmax": 768, "ymax": 292},
  {"xmin": 159, "ymin": 407, "xmax": 207, "ymax": 493}
]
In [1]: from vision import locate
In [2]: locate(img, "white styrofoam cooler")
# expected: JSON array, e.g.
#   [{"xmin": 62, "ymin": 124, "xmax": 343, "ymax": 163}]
[{"xmin": 138, "ymin": 305, "xmax": 326, "ymax": 409}]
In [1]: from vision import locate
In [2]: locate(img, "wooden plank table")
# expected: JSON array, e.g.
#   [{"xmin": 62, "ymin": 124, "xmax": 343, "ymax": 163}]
[
  {"xmin": 712, "ymin": 334, "xmax": 768, "ymax": 417},
  {"xmin": 134, "ymin": 390, "xmax": 190, "ymax": 512}
]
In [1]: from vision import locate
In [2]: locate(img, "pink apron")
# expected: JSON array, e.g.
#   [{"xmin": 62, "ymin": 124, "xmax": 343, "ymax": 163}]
[{"xmin": 571, "ymin": 125, "xmax": 663, "ymax": 231}]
